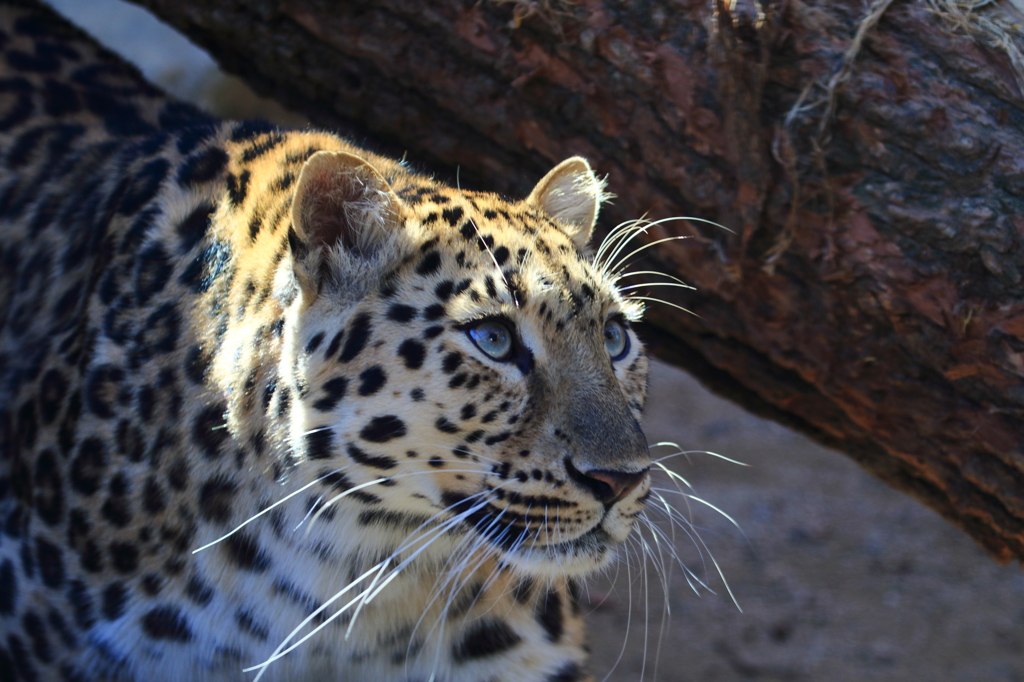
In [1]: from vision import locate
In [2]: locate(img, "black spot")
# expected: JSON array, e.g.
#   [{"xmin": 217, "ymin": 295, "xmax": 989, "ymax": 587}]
[
  {"xmin": 484, "ymin": 432, "xmax": 512, "ymax": 446},
  {"xmin": 192, "ymin": 405, "xmax": 227, "ymax": 459},
  {"xmin": 139, "ymin": 303, "xmax": 180, "ymax": 355},
  {"xmin": 223, "ymin": 533, "xmax": 270, "ymax": 572},
  {"xmin": 85, "ymin": 365, "xmax": 124, "ymax": 419},
  {"xmin": 512, "ymin": 577, "xmax": 534, "ymax": 603},
  {"xmin": 416, "ymin": 251, "xmax": 442, "ymax": 276},
  {"xmin": 338, "ymin": 313, "xmax": 372, "ymax": 363},
  {"xmin": 313, "ymin": 377, "xmax": 348, "ymax": 412},
  {"xmin": 434, "ymin": 280, "xmax": 454, "ymax": 302},
  {"xmin": 359, "ymin": 416, "xmax": 407, "ymax": 443},
  {"xmin": 346, "ymin": 443, "xmax": 397, "ymax": 470},
  {"xmin": 198, "ymin": 476, "xmax": 237, "ymax": 523},
  {"xmin": 22, "ymin": 609, "xmax": 52, "ymax": 663},
  {"xmin": 142, "ymin": 606, "xmax": 192, "ymax": 642},
  {"xmin": 0, "ymin": 559, "xmax": 16, "ymax": 615},
  {"xmin": 273, "ymin": 170, "xmax": 295, "ymax": 191},
  {"xmin": 102, "ymin": 583, "xmax": 128, "ymax": 620},
  {"xmin": 235, "ymin": 609, "xmax": 269, "ymax": 641},
  {"xmin": 100, "ymin": 489, "xmax": 131, "ymax": 528},
  {"xmin": 109, "ymin": 541, "xmax": 138, "ymax": 573},
  {"xmin": 476, "ymin": 234, "xmax": 495, "ymax": 252},
  {"xmin": 36, "ymin": 539, "xmax": 66, "ymax": 588},
  {"xmin": 177, "ymin": 147, "xmax": 228, "ymax": 186},
  {"xmin": 33, "ymin": 449, "xmax": 63, "ymax": 526},
  {"xmin": 118, "ymin": 158, "xmax": 169, "ymax": 216},
  {"xmin": 7, "ymin": 44, "xmax": 60, "ymax": 72},
  {"xmin": 175, "ymin": 202, "xmax": 213, "ymax": 254},
  {"xmin": 69, "ymin": 438, "xmax": 106, "ymax": 496},
  {"xmin": 435, "ymin": 417, "xmax": 460, "ymax": 434},
  {"xmin": 167, "ymin": 457, "xmax": 189, "ymax": 491},
  {"xmin": 410, "ymin": 388, "xmax": 425, "ymax": 401},
  {"xmin": 442, "ymin": 352, "xmax": 463, "ymax": 374},
  {"xmin": 43, "ymin": 609, "xmax": 74, "ymax": 654},
  {"xmin": 41, "ymin": 78, "xmax": 79, "ymax": 116},
  {"xmin": 184, "ymin": 346, "xmax": 210, "ymax": 384},
  {"xmin": 452, "ymin": 619, "xmax": 522, "ymax": 661},
  {"xmin": 357, "ymin": 366, "xmax": 387, "ymax": 396},
  {"xmin": 133, "ymin": 243, "xmax": 174, "ymax": 307},
  {"xmin": 397, "ymin": 339, "xmax": 425, "ymax": 370},
  {"xmin": 68, "ymin": 580, "xmax": 96, "ymax": 629},
  {"xmin": 305, "ymin": 427, "xmax": 334, "ymax": 460},
  {"xmin": 460, "ymin": 404, "xmax": 477, "ymax": 420},
  {"xmin": 226, "ymin": 169, "xmax": 251, "ymax": 207},
  {"xmin": 304, "ymin": 332, "xmax": 325, "ymax": 354},
  {"xmin": 424, "ymin": 304, "xmax": 445, "ymax": 321},
  {"xmin": 387, "ymin": 304, "xmax": 417, "ymax": 323},
  {"xmin": 172, "ymin": 120, "xmax": 217, "ymax": 153},
  {"xmin": 240, "ymin": 131, "xmax": 285, "ymax": 161},
  {"xmin": 38, "ymin": 369, "xmax": 68, "ymax": 425},
  {"xmin": 537, "ymin": 589, "xmax": 563, "ymax": 642},
  {"xmin": 313, "ymin": 331, "xmax": 340, "ymax": 362},
  {"xmin": 5, "ymin": 634, "xmax": 36, "ymax": 682},
  {"xmin": 319, "ymin": 469, "xmax": 381, "ymax": 504},
  {"xmin": 248, "ymin": 211, "xmax": 263, "ymax": 242},
  {"xmin": 142, "ymin": 477, "xmax": 166, "ymax": 515},
  {"xmin": 0, "ymin": 76, "xmax": 33, "ymax": 131},
  {"xmin": 546, "ymin": 662, "xmax": 584, "ymax": 682},
  {"xmin": 185, "ymin": 576, "xmax": 213, "ymax": 606},
  {"xmin": 443, "ymin": 206, "xmax": 465, "ymax": 228},
  {"xmin": 424, "ymin": 325, "xmax": 444, "ymax": 339},
  {"xmin": 493, "ymin": 246, "xmax": 510, "ymax": 266}
]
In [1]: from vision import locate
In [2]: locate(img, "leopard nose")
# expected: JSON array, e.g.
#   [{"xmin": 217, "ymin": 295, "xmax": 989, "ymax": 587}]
[{"xmin": 565, "ymin": 457, "xmax": 649, "ymax": 507}]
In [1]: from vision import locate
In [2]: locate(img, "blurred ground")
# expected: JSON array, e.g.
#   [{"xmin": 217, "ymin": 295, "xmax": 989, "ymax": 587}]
[
  {"xmin": 590, "ymin": 360, "xmax": 1024, "ymax": 681},
  {"xmin": 43, "ymin": 1, "xmax": 1024, "ymax": 680}
]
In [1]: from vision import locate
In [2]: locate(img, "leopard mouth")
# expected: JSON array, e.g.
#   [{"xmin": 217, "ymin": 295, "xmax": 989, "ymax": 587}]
[{"xmin": 439, "ymin": 490, "xmax": 623, "ymax": 570}]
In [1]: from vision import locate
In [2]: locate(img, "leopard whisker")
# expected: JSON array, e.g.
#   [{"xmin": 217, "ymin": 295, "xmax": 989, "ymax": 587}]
[
  {"xmin": 192, "ymin": 466, "xmax": 354, "ymax": 554},
  {"xmin": 305, "ymin": 467, "xmax": 495, "ymax": 530},
  {"xmin": 649, "ymin": 484, "xmax": 742, "ymax": 531},
  {"xmin": 594, "ymin": 216, "xmax": 651, "ymax": 272},
  {"xmin": 414, "ymin": 505, "xmax": 519, "ymax": 680},
  {"xmin": 251, "ymin": 484, "xmax": 512, "ymax": 677},
  {"xmin": 601, "ymin": 215, "xmax": 732, "ymax": 277},
  {"xmin": 617, "ymin": 281, "xmax": 697, "ymax": 293},
  {"xmin": 612, "ymin": 269, "xmax": 693, "ymax": 287},
  {"xmin": 623, "ymin": 294, "xmax": 697, "ymax": 317},
  {"xmin": 650, "ymin": 440, "xmax": 749, "ymax": 467}
]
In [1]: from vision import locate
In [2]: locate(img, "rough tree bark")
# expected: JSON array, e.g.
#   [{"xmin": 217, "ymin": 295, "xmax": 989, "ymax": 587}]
[{"xmin": 127, "ymin": 0, "xmax": 1024, "ymax": 563}]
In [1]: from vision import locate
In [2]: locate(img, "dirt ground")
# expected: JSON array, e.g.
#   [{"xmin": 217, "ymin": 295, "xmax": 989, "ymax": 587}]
[
  {"xmin": 589, "ymin": 359, "xmax": 1024, "ymax": 681},
  {"xmin": 44, "ymin": 1, "xmax": 1024, "ymax": 679}
]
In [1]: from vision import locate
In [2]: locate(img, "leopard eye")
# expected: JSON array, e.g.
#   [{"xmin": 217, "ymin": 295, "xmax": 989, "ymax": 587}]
[
  {"xmin": 604, "ymin": 319, "xmax": 629, "ymax": 360},
  {"xmin": 468, "ymin": 319, "xmax": 514, "ymax": 360}
]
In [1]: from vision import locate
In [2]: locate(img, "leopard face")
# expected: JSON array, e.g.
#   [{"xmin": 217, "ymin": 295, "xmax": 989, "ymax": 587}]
[
  {"xmin": 283, "ymin": 155, "xmax": 651, "ymax": 580},
  {"xmin": 210, "ymin": 148, "xmax": 652, "ymax": 583}
]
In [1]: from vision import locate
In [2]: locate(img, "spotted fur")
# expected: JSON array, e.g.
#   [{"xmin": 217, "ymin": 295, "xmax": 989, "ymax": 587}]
[{"xmin": 0, "ymin": 2, "xmax": 654, "ymax": 680}]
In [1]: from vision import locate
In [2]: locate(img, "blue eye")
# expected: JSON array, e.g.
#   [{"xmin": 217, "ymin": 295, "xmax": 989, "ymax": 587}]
[
  {"xmin": 468, "ymin": 320, "xmax": 514, "ymax": 360},
  {"xmin": 604, "ymin": 319, "xmax": 629, "ymax": 360}
]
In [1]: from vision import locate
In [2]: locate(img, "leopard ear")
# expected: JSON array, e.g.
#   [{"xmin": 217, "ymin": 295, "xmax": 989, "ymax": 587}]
[
  {"xmin": 527, "ymin": 157, "xmax": 605, "ymax": 250},
  {"xmin": 290, "ymin": 150, "xmax": 401, "ymax": 261}
]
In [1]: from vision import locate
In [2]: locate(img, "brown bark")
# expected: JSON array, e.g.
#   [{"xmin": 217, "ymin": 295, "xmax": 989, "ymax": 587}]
[{"xmin": 128, "ymin": 0, "xmax": 1024, "ymax": 563}]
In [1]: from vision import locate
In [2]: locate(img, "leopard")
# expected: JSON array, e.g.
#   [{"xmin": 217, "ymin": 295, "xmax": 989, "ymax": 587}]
[{"xmin": 0, "ymin": 1, "xmax": 659, "ymax": 680}]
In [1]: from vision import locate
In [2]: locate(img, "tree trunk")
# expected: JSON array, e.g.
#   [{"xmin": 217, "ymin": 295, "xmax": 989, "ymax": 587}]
[{"xmin": 128, "ymin": 0, "xmax": 1024, "ymax": 564}]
